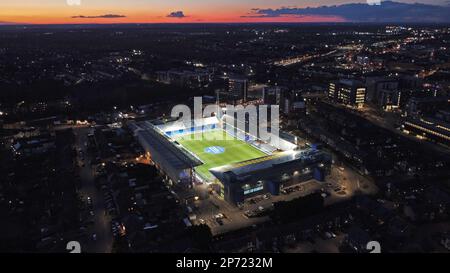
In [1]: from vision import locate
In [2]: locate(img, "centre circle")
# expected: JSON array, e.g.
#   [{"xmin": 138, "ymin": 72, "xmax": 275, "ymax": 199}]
[{"xmin": 204, "ymin": 146, "xmax": 225, "ymax": 154}]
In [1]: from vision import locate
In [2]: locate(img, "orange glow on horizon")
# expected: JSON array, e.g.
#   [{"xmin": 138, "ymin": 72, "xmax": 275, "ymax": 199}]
[
  {"xmin": 1, "ymin": 9, "xmax": 347, "ymax": 25},
  {"xmin": 1, "ymin": 16, "xmax": 347, "ymax": 25}
]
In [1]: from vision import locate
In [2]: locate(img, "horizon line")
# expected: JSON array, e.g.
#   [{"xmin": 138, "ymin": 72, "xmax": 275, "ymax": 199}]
[{"xmin": 2, "ymin": 21, "xmax": 450, "ymax": 27}]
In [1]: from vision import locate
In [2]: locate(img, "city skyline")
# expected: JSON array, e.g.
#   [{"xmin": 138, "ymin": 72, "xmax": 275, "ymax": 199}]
[
  {"xmin": 1, "ymin": 0, "xmax": 449, "ymax": 25},
  {"xmin": 1, "ymin": 17, "xmax": 449, "ymax": 254}
]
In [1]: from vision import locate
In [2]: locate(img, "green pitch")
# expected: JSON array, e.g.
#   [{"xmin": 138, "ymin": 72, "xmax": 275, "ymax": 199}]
[{"xmin": 175, "ymin": 130, "xmax": 267, "ymax": 180}]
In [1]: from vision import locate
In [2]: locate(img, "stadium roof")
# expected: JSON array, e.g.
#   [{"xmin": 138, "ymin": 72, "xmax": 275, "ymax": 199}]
[
  {"xmin": 155, "ymin": 116, "xmax": 219, "ymax": 133},
  {"xmin": 209, "ymin": 149, "xmax": 326, "ymax": 181},
  {"xmin": 129, "ymin": 121, "xmax": 202, "ymax": 170}
]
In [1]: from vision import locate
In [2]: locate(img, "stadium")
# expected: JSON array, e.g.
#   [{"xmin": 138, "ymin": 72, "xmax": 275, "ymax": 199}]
[{"xmin": 129, "ymin": 113, "xmax": 331, "ymax": 205}]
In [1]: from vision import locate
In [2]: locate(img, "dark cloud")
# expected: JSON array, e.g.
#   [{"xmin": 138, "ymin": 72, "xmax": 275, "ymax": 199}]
[
  {"xmin": 166, "ymin": 11, "xmax": 187, "ymax": 18},
  {"xmin": 244, "ymin": 1, "xmax": 450, "ymax": 22},
  {"xmin": 71, "ymin": 14, "xmax": 126, "ymax": 19}
]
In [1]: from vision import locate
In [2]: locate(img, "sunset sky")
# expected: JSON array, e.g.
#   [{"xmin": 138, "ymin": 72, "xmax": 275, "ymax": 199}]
[{"xmin": 0, "ymin": 0, "xmax": 447, "ymax": 24}]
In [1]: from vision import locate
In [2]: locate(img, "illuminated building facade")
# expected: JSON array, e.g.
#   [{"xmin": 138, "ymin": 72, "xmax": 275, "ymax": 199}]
[
  {"xmin": 329, "ymin": 80, "xmax": 367, "ymax": 108},
  {"xmin": 403, "ymin": 118, "xmax": 450, "ymax": 146},
  {"xmin": 210, "ymin": 149, "xmax": 332, "ymax": 205}
]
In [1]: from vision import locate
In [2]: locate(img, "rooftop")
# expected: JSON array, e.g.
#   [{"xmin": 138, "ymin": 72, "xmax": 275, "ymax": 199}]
[
  {"xmin": 129, "ymin": 121, "xmax": 202, "ymax": 170},
  {"xmin": 210, "ymin": 148, "xmax": 328, "ymax": 181}
]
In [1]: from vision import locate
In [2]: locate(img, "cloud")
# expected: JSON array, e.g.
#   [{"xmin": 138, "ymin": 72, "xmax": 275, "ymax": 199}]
[
  {"xmin": 244, "ymin": 1, "xmax": 450, "ymax": 22},
  {"xmin": 166, "ymin": 11, "xmax": 187, "ymax": 18},
  {"xmin": 71, "ymin": 14, "xmax": 126, "ymax": 19},
  {"xmin": 243, "ymin": 6, "xmax": 302, "ymax": 18}
]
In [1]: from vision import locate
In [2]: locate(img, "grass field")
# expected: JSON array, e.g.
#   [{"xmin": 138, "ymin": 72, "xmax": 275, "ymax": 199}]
[{"xmin": 175, "ymin": 130, "xmax": 266, "ymax": 180}]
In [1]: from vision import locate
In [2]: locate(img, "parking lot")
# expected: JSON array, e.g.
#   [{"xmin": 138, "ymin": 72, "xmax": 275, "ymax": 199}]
[
  {"xmin": 177, "ymin": 180, "xmax": 325, "ymax": 235},
  {"xmin": 173, "ymin": 163, "xmax": 377, "ymax": 236},
  {"xmin": 282, "ymin": 233, "xmax": 345, "ymax": 253}
]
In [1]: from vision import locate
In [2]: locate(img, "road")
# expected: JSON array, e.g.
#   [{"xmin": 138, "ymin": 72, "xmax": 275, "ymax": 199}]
[{"xmin": 74, "ymin": 126, "xmax": 113, "ymax": 253}]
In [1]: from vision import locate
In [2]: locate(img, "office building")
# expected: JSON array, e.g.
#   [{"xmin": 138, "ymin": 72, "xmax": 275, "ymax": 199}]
[
  {"xmin": 329, "ymin": 79, "xmax": 366, "ymax": 108},
  {"xmin": 228, "ymin": 76, "xmax": 248, "ymax": 102}
]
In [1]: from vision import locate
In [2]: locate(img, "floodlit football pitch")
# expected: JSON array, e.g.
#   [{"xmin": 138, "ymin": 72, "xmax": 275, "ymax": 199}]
[{"xmin": 174, "ymin": 130, "xmax": 267, "ymax": 181}]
